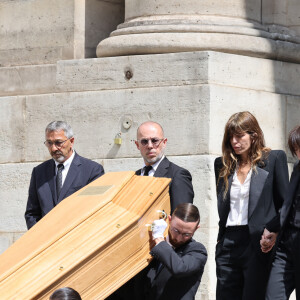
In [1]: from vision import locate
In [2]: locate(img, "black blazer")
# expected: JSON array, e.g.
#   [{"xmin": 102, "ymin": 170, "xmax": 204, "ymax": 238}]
[
  {"xmin": 136, "ymin": 157, "xmax": 194, "ymax": 213},
  {"xmin": 280, "ymin": 161, "xmax": 300, "ymax": 229},
  {"xmin": 214, "ymin": 150, "xmax": 289, "ymax": 254},
  {"xmin": 25, "ymin": 153, "xmax": 104, "ymax": 229},
  {"xmin": 138, "ymin": 240, "xmax": 207, "ymax": 300}
]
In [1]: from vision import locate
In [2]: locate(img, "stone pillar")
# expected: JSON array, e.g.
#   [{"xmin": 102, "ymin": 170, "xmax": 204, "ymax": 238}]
[{"xmin": 97, "ymin": 0, "xmax": 300, "ymax": 62}]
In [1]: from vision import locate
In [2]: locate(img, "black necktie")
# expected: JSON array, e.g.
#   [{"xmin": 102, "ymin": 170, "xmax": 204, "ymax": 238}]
[
  {"xmin": 56, "ymin": 164, "xmax": 64, "ymax": 199},
  {"xmin": 143, "ymin": 165, "xmax": 152, "ymax": 176}
]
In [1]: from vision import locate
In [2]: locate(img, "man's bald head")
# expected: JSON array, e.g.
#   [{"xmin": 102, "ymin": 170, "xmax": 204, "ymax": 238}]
[
  {"xmin": 137, "ymin": 121, "xmax": 164, "ymax": 139},
  {"xmin": 135, "ymin": 121, "xmax": 167, "ymax": 166}
]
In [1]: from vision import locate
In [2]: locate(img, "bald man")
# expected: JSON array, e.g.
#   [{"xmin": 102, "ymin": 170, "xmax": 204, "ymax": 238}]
[
  {"xmin": 106, "ymin": 122, "xmax": 195, "ymax": 300},
  {"xmin": 135, "ymin": 121, "xmax": 194, "ymax": 212}
]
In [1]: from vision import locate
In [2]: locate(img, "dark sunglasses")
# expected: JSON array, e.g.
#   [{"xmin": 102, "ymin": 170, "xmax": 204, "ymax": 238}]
[{"xmin": 138, "ymin": 138, "xmax": 164, "ymax": 147}]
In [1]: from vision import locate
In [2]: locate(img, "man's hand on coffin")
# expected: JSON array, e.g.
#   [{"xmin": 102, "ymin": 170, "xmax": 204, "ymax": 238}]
[{"xmin": 151, "ymin": 219, "xmax": 167, "ymax": 246}]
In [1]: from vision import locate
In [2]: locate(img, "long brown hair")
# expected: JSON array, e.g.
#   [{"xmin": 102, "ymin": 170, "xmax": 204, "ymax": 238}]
[{"xmin": 219, "ymin": 111, "xmax": 270, "ymax": 197}]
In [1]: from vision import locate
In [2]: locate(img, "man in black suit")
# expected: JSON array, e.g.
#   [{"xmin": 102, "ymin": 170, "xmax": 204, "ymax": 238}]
[
  {"xmin": 134, "ymin": 203, "xmax": 207, "ymax": 300},
  {"xmin": 265, "ymin": 125, "xmax": 300, "ymax": 300},
  {"xmin": 135, "ymin": 121, "xmax": 194, "ymax": 212},
  {"xmin": 25, "ymin": 121, "xmax": 104, "ymax": 229},
  {"xmin": 106, "ymin": 124, "xmax": 195, "ymax": 300}
]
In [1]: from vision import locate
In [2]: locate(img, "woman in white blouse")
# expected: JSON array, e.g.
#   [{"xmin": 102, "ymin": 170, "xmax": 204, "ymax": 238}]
[{"xmin": 214, "ymin": 111, "xmax": 289, "ymax": 300}]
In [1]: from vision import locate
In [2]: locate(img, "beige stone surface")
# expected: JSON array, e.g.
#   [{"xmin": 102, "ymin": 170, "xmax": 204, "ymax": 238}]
[
  {"xmin": 209, "ymin": 84, "xmax": 288, "ymax": 154},
  {"xmin": 0, "ymin": 232, "xmax": 25, "ymax": 256},
  {"xmin": 97, "ymin": 0, "xmax": 300, "ymax": 63},
  {"xmin": 125, "ymin": 0, "xmax": 261, "ymax": 21},
  {"xmin": 56, "ymin": 52, "xmax": 209, "ymax": 92},
  {"xmin": 1, "ymin": 52, "xmax": 299, "ymax": 165},
  {"xmin": 287, "ymin": 0, "xmax": 300, "ymax": 35},
  {"xmin": 97, "ymin": 31, "xmax": 300, "ymax": 63},
  {"xmin": 5, "ymin": 85, "xmax": 289, "ymax": 163},
  {"xmin": 22, "ymin": 85, "xmax": 210, "ymax": 162},
  {"xmin": 262, "ymin": 0, "xmax": 287, "ymax": 26},
  {"xmin": 0, "ymin": 0, "xmax": 125, "ymax": 66},
  {"xmin": 0, "ymin": 0, "xmax": 85, "ymax": 67},
  {"xmin": 0, "ymin": 162, "xmax": 36, "ymax": 232},
  {"xmin": 57, "ymin": 52, "xmax": 300, "ymax": 95},
  {"xmin": 2, "ymin": 51, "xmax": 300, "ymax": 97},
  {"xmin": 0, "ymin": 97, "xmax": 26, "ymax": 163},
  {"xmin": 0, "ymin": 65, "xmax": 57, "ymax": 96}
]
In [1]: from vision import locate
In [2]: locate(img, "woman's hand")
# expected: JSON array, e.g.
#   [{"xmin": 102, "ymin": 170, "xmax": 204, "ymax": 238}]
[{"xmin": 260, "ymin": 228, "xmax": 278, "ymax": 253}]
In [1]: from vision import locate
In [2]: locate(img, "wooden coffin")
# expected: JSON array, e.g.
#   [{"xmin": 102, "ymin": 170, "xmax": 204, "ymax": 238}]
[{"xmin": 0, "ymin": 171, "xmax": 171, "ymax": 299}]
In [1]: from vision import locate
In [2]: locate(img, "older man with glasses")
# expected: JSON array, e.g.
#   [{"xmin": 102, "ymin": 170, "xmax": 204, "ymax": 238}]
[
  {"xmin": 24, "ymin": 121, "xmax": 104, "ymax": 229},
  {"xmin": 135, "ymin": 121, "xmax": 194, "ymax": 213}
]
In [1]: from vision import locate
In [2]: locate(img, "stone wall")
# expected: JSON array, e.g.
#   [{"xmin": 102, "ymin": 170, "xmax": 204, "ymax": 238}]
[
  {"xmin": 0, "ymin": 0, "xmax": 299, "ymax": 299},
  {"xmin": 0, "ymin": 0, "xmax": 124, "ymax": 66},
  {"xmin": 1, "ymin": 50, "xmax": 299, "ymax": 299}
]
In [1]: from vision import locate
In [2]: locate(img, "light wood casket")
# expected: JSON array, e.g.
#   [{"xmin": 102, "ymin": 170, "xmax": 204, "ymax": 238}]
[{"xmin": 0, "ymin": 171, "xmax": 171, "ymax": 299}]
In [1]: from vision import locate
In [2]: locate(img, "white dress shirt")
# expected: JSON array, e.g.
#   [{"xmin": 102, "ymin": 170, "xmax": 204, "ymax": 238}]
[
  {"xmin": 226, "ymin": 168, "xmax": 252, "ymax": 227},
  {"xmin": 141, "ymin": 155, "xmax": 165, "ymax": 176},
  {"xmin": 54, "ymin": 150, "xmax": 75, "ymax": 186}
]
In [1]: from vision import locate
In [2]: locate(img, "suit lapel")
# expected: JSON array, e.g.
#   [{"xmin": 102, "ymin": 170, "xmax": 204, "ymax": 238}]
[
  {"xmin": 218, "ymin": 174, "xmax": 233, "ymax": 224},
  {"xmin": 135, "ymin": 169, "xmax": 142, "ymax": 175},
  {"xmin": 289, "ymin": 165, "xmax": 300, "ymax": 201},
  {"xmin": 248, "ymin": 166, "xmax": 269, "ymax": 220},
  {"xmin": 47, "ymin": 160, "xmax": 57, "ymax": 206},
  {"xmin": 281, "ymin": 164, "xmax": 300, "ymax": 225},
  {"xmin": 58, "ymin": 154, "xmax": 81, "ymax": 202},
  {"xmin": 153, "ymin": 157, "xmax": 170, "ymax": 178}
]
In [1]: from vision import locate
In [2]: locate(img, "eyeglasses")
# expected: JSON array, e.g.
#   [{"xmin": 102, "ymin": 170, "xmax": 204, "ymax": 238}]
[
  {"xmin": 170, "ymin": 227, "xmax": 193, "ymax": 238},
  {"xmin": 137, "ymin": 138, "xmax": 164, "ymax": 148},
  {"xmin": 44, "ymin": 138, "xmax": 70, "ymax": 148}
]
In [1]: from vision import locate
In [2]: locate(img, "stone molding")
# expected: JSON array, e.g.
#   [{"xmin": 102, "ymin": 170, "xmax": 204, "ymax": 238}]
[{"xmin": 97, "ymin": 15, "xmax": 300, "ymax": 63}]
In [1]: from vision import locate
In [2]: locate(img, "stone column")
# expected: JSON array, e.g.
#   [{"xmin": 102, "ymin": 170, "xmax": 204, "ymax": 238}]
[{"xmin": 96, "ymin": 0, "xmax": 300, "ymax": 62}]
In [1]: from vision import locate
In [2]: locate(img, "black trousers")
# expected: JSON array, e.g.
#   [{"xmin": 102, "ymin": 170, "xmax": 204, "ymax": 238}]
[
  {"xmin": 266, "ymin": 227, "xmax": 300, "ymax": 300},
  {"xmin": 216, "ymin": 226, "xmax": 269, "ymax": 300}
]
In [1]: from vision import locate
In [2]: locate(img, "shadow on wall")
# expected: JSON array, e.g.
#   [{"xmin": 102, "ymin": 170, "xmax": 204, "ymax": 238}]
[
  {"xmin": 85, "ymin": 0, "xmax": 125, "ymax": 58},
  {"xmin": 261, "ymin": 0, "xmax": 300, "ymax": 163}
]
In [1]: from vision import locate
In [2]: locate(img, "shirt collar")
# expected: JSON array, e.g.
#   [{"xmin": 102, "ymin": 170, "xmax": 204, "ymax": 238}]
[
  {"xmin": 143, "ymin": 155, "xmax": 165, "ymax": 172},
  {"xmin": 233, "ymin": 165, "xmax": 253, "ymax": 181},
  {"xmin": 54, "ymin": 150, "xmax": 75, "ymax": 168}
]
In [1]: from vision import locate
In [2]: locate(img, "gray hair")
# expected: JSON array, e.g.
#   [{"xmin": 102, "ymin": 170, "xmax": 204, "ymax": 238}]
[{"xmin": 45, "ymin": 121, "xmax": 74, "ymax": 139}]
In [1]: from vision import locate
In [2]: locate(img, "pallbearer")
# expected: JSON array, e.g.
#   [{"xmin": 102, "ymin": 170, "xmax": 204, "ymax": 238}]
[{"xmin": 135, "ymin": 121, "xmax": 194, "ymax": 212}]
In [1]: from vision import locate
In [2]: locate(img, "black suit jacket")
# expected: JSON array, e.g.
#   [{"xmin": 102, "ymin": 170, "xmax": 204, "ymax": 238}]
[
  {"xmin": 137, "ymin": 240, "xmax": 207, "ymax": 300},
  {"xmin": 280, "ymin": 161, "xmax": 300, "ymax": 229},
  {"xmin": 25, "ymin": 152, "xmax": 104, "ymax": 229},
  {"xmin": 214, "ymin": 150, "xmax": 289, "ymax": 254},
  {"xmin": 136, "ymin": 157, "xmax": 194, "ymax": 212}
]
